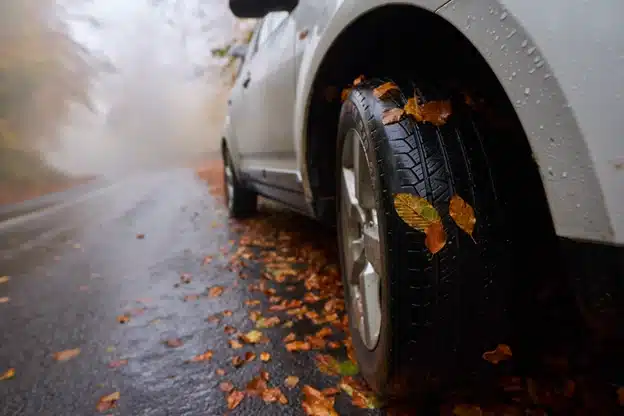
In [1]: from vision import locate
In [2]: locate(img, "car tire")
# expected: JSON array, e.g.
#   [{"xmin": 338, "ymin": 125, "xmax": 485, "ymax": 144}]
[
  {"xmin": 336, "ymin": 78, "xmax": 513, "ymax": 399},
  {"xmin": 222, "ymin": 146, "xmax": 257, "ymax": 218}
]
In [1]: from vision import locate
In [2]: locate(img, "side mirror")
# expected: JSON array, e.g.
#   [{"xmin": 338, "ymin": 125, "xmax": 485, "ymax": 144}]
[
  {"xmin": 229, "ymin": 0, "xmax": 298, "ymax": 18},
  {"xmin": 228, "ymin": 44, "xmax": 248, "ymax": 59}
]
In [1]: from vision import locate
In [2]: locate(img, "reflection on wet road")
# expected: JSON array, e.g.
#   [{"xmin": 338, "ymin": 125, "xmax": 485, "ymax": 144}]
[{"xmin": 0, "ymin": 168, "xmax": 379, "ymax": 415}]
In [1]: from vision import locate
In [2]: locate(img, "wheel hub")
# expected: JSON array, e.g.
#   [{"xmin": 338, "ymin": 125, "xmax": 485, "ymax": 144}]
[{"xmin": 339, "ymin": 129, "xmax": 382, "ymax": 350}]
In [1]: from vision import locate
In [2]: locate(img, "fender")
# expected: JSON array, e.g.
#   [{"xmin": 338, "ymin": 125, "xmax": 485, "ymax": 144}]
[{"xmin": 295, "ymin": 0, "xmax": 621, "ymax": 243}]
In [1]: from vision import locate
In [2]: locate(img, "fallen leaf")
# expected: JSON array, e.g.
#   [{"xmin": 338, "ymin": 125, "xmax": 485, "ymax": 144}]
[
  {"xmin": 482, "ymin": 344, "xmax": 513, "ymax": 364},
  {"xmin": 353, "ymin": 75, "xmax": 365, "ymax": 86},
  {"xmin": 224, "ymin": 325, "xmax": 237, "ymax": 335},
  {"xmin": 184, "ymin": 294, "xmax": 200, "ymax": 302},
  {"xmin": 249, "ymin": 310, "xmax": 261, "ymax": 322},
  {"xmin": 425, "ymin": 221, "xmax": 447, "ymax": 254},
  {"xmin": 164, "ymin": 338, "xmax": 184, "ymax": 348},
  {"xmin": 283, "ymin": 333, "xmax": 296, "ymax": 343},
  {"xmin": 208, "ymin": 286, "xmax": 224, "ymax": 297},
  {"xmin": 256, "ymin": 316, "xmax": 280, "ymax": 329},
  {"xmin": 245, "ymin": 299, "xmax": 261, "ymax": 306},
  {"xmin": 0, "ymin": 368, "xmax": 15, "ymax": 380},
  {"xmin": 0, "ymin": 297, "xmax": 10, "ymax": 304},
  {"xmin": 393, "ymin": 193, "xmax": 446, "ymax": 254},
  {"xmin": 453, "ymin": 404, "xmax": 484, "ymax": 416},
  {"xmin": 190, "ymin": 350, "xmax": 213, "ymax": 362},
  {"xmin": 373, "ymin": 82, "xmax": 399, "ymax": 99},
  {"xmin": 53, "ymin": 348, "xmax": 81, "ymax": 362},
  {"xmin": 322, "ymin": 387, "xmax": 340, "ymax": 396},
  {"xmin": 282, "ymin": 320, "xmax": 294, "ymax": 328},
  {"xmin": 229, "ymin": 339, "xmax": 243, "ymax": 349},
  {"xmin": 404, "ymin": 97, "xmax": 423, "ymax": 122},
  {"xmin": 202, "ymin": 255, "xmax": 213, "ymax": 265},
  {"xmin": 108, "ymin": 359, "xmax": 128, "ymax": 368},
  {"xmin": 240, "ymin": 330, "xmax": 263, "ymax": 344},
  {"xmin": 216, "ymin": 368, "xmax": 226, "ymax": 376},
  {"xmin": 286, "ymin": 341, "xmax": 311, "ymax": 352},
  {"xmin": 96, "ymin": 391, "xmax": 120, "ymax": 412},
  {"xmin": 315, "ymin": 354, "xmax": 358, "ymax": 376},
  {"xmin": 220, "ymin": 381, "xmax": 234, "ymax": 392},
  {"xmin": 180, "ymin": 273, "xmax": 192, "ymax": 284},
  {"xmin": 206, "ymin": 314, "xmax": 221, "ymax": 323},
  {"xmin": 302, "ymin": 385, "xmax": 338, "ymax": 416},
  {"xmin": 260, "ymin": 352, "xmax": 271, "ymax": 362},
  {"xmin": 223, "ymin": 310, "xmax": 233, "ymax": 317},
  {"xmin": 116, "ymin": 314, "xmax": 130, "ymax": 324},
  {"xmin": 227, "ymin": 390, "xmax": 245, "ymax": 409},
  {"xmin": 232, "ymin": 356, "xmax": 245, "ymax": 368},
  {"xmin": 421, "ymin": 100, "xmax": 452, "ymax": 126},
  {"xmin": 245, "ymin": 351, "xmax": 256, "ymax": 362},
  {"xmin": 449, "ymin": 194, "xmax": 477, "ymax": 241},
  {"xmin": 0, "ymin": 276, "xmax": 9, "ymax": 284},
  {"xmin": 262, "ymin": 387, "xmax": 288, "ymax": 404},
  {"xmin": 285, "ymin": 376, "xmax": 299, "ymax": 389},
  {"xmin": 260, "ymin": 370, "xmax": 270, "ymax": 381},
  {"xmin": 339, "ymin": 376, "xmax": 380, "ymax": 409},
  {"xmin": 382, "ymin": 107, "xmax": 405, "ymax": 125},
  {"xmin": 136, "ymin": 233, "xmax": 145, "ymax": 239}
]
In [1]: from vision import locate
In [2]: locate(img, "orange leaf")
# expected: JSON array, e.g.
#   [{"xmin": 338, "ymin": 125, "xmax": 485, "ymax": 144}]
[
  {"xmin": 208, "ymin": 286, "xmax": 224, "ymax": 297},
  {"xmin": 284, "ymin": 375, "xmax": 299, "ymax": 389},
  {"xmin": 228, "ymin": 339, "xmax": 243, "ymax": 349},
  {"xmin": 421, "ymin": 100, "xmax": 452, "ymax": 126},
  {"xmin": 96, "ymin": 391, "xmax": 120, "ymax": 412},
  {"xmin": 286, "ymin": 341, "xmax": 311, "ymax": 352},
  {"xmin": 0, "ymin": 368, "xmax": 15, "ymax": 380},
  {"xmin": 190, "ymin": 350, "xmax": 213, "ymax": 362},
  {"xmin": 283, "ymin": 332, "xmax": 296, "ymax": 343},
  {"xmin": 223, "ymin": 310, "xmax": 233, "ymax": 317},
  {"xmin": 216, "ymin": 368, "xmax": 226, "ymax": 376},
  {"xmin": 231, "ymin": 356, "xmax": 245, "ymax": 368},
  {"xmin": 302, "ymin": 385, "xmax": 338, "ymax": 416},
  {"xmin": 227, "ymin": 390, "xmax": 245, "ymax": 409},
  {"xmin": 240, "ymin": 330, "xmax": 264, "ymax": 344},
  {"xmin": 373, "ymin": 82, "xmax": 399, "ymax": 99},
  {"xmin": 53, "ymin": 348, "xmax": 81, "ymax": 362},
  {"xmin": 482, "ymin": 344, "xmax": 513, "ymax": 365},
  {"xmin": 224, "ymin": 325, "xmax": 237, "ymax": 335},
  {"xmin": 262, "ymin": 387, "xmax": 288, "ymax": 404},
  {"xmin": 449, "ymin": 194, "xmax": 477, "ymax": 241},
  {"xmin": 404, "ymin": 97, "xmax": 423, "ymax": 122},
  {"xmin": 382, "ymin": 107, "xmax": 405, "ymax": 125},
  {"xmin": 245, "ymin": 351, "xmax": 256, "ymax": 362},
  {"xmin": 246, "ymin": 375, "xmax": 268, "ymax": 396},
  {"xmin": 424, "ymin": 222, "xmax": 447, "ymax": 255},
  {"xmin": 202, "ymin": 255, "xmax": 213, "ymax": 265},
  {"xmin": 260, "ymin": 352, "xmax": 271, "ymax": 362},
  {"xmin": 341, "ymin": 88, "xmax": 352, "ymax": 102},
  {"xmin": 353, "ymin": 75, "xmax": 365, "ymax": 86},
  {"xmin": 117, "ymin": 314, "xmax": 130, "ymax": 324}
]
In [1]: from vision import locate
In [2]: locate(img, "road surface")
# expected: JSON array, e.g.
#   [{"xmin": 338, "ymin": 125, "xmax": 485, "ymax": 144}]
[{"xmin": 0, "ymin": 168, "xmax": 378, "ymax": 416}]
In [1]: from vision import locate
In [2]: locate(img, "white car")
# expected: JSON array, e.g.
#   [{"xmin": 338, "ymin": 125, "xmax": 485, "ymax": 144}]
[{"xmin": 222, "ymin": 0, "xmax": 624, "ymax": 397}]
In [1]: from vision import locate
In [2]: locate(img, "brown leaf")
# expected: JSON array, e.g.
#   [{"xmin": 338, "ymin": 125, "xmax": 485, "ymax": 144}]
[
  {"xmin": 0, "ymin": 368, "xmax": 15, "ymax": 380},
  {"xmin": 286, "ymin": 341, "xmax": 311, "ymax": 352},
  {"xmin": 482, "ymin": 344, "xmax": 513, "ymax": 364},
  {"xmin": 206, "ymin": 314, "xmax": 220, "ymax": 323},
  {"xmin": 404, "ymin": 97, "xmax": 423, "ymax": 122},
  {"xmin": 216, "ymin": 368, "xmax": 226, "ymax": 376},
  {"xmin": 284, "ymin": 375, "xmax": 299, "ymax": 389},
  {"xmin": 223, "ymin": 310, "xmax": 233, "ymax": 317},
  {"xmin": 341, "ymin": 88, "xmax": 352, "ymax": 102},
  {"xmin": 0, "ymin": 276, "xmax": 10, "ymax": 284},
  {"xmin": 208, "ymin": 286, "xmax": 224, "ymax": 297},
  {"xmin": 425, "ymin": 222, "xmax": 447, "ymax": 255},
  {"xmin": 117, "ymin": 314, "xmax": 130, "ymax": 324},
  {"xmin": 449, "ymin": 194, "xmax": 477, "ymax": 241},
  {"xmin": 229, "ymin": 339, "xmax": 243, "ymax": 349},
  {"xmin": 224, "ymin": 325, "xmax": 237, "ymax": 335},
  {"xmin": 190, "ymin": 350, "xmax": 213, "ymax": 362},
  {"xmin": 260, "ymin": 370, "xmax": 270, "ymax": 381},
  {"xmin": 262, "ymin": 387, "xmax": 288, "ymax": 404},
  {"xmin": 96, "ymin": 391, "xmax": 120, "ymax": 412},
  {"xmin": 246, "ymin": 375, "xmax": 268, "ymax": 396},
  {"xmin": 227, "ymin": 390, "xmax": 245, "ymax": 409},
  {"xmin": 322, "ymin": 387, "xmax": 340, "ymax": 396},
  {"xmin": 53, "ymin": 348, "xmax": 81, "ymax": 362},
  {"xmin": 260, "ymin": 352, "xmax": 271, "ymax": 362},
  {"xmin": 339, "ymin": 376, "xmax": 380, "ymax": 409},
  {"xmin": 453, "ymin": 404, "xmax": 484, "ymax": 416},
  {"xmin": 245, "ymin": 299, "xmax": 260, "ymax": 306},
  {"xmin": 244, "ymin": 351, "xmax": 257, "ymax": 362},
  {"xmin": 373, "ymin": 82, "xmax": 399, "ymax": 99},
  {"xmin": 220, "ymin": 381, "xmax": 234, "ymax": 392},
  {"xmin": 302, "ymin": 385, "xmax": 338, "ymax": 416},
  {"xmin": 164, "ymin": 338, "xmax": 183, "ymax": 348},
  {"xmin": 232, "ymin": 356, "xmax": 245, "ymax": 368},
  {"xmin": 108, "ymin": 359, "xmax": 128, "ymax": 368},
  {"xmin": 382, "ymin": 107, "xmax": 405, "ymax": 125},
  {"xmin": 136, "ymin": 233, "xmax": 145, "ymax": 239},
  {"xmin": 283, "ymin": 332, "xmax": 296, "ymax": 343},
  {"xmin": 421, "ymin": 100, "xmax": 452, "ymax": 126}
]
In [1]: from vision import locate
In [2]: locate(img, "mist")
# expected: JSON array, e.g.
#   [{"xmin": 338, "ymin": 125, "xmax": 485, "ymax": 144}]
[{"xmin": 44, "ymin": 0, "xmax": 250, "ymax": 178}]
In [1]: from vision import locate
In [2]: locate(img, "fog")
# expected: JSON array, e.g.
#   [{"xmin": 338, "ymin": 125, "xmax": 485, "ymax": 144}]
[{"xmin": 43, "ymin": 0, "xmax": 252, "ymax": 178}]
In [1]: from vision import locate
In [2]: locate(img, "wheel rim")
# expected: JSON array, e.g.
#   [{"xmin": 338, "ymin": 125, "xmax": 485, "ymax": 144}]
[
  {"xmin": 224, "ymin": 157, "xmax": 234, "ymax": 210},
  {"xmin": 340, "ymin": 128, "xmax": 382, "ymax": 350}
]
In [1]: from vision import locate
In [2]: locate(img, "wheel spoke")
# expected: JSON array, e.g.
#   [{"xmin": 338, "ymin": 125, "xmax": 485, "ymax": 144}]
[
  {"xmin": 362, "ymin": 219, "xmax": 382, "ymax": 275},
  {"xmin": 358, "ymin": 263, "xmax": 381, "ymax": 346}
]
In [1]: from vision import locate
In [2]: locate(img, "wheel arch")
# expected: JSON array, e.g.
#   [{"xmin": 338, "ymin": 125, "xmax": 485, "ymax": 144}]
[{"xmin": 296, "ymin": 0, "xmax": 614, "ymax": 242}]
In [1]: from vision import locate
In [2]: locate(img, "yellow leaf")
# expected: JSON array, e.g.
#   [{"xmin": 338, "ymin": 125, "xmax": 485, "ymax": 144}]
[
  {"xmin": 425, "ymin": 222, "xmax": 447, "ymax": 255},
  {"xmin": 373, "ymin": 82, "xmax": 400, "ymax": 99},
  {"xmin": 382, "ymin": 108, "xmax": 404, "ymax": 125},
  {"xmin": 449, "ymin": 194, "xmax": 477, "ymax": 241},
  {"xmin": 0, "ymin": 368, "xmax": 15, "ymax": 380},
  {"xmin": 393, "ymin": 193, "xmax": 441, "ymax": 232}
]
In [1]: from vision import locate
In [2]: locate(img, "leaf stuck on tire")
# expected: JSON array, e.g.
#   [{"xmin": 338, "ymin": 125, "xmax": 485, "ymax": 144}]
[
  {"xmin": 373, "ymin": 82, "xmax": 399, "ymax": 99},
  {"xmin": 404, "ymin": 96, "xmax": 453, "ymax": 126},
  {"xmin": 449, "ymin": 194, "xmax": 477, "ymax": 241},
  {"xmin": 394, "ymin": 193, "xmax": 446, "ymax": 254},
  {"xmin": 382, "ymin": 108, "xmax": 405, "ymax": 125}
]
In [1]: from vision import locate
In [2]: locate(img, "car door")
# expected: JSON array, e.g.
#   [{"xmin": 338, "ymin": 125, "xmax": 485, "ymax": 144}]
[{"xmin": 234, "ymin": 11, "xmax": 299, "ymax": 187}]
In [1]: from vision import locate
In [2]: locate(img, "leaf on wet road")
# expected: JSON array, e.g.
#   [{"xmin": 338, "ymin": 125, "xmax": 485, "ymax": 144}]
[
  {"xmin": 449, "ymin": 194, "xmax": 477, "ymax": 241},
  {"xmin": 227, "ymin": 390, "xmax": 245, "ymax": 409},
  {"xmin": 208, "ymin": 286, "xmax": 224, "ymax": 297},
  {"xmin": 283, "ymin": 333, "xmax": 296, "ymax": 343},
  {"xmin": 202, "ymin": 255, "xmax": 213, "ymax": 265},
  {"xmin": 117, "ymin": 314, "xmax": 130, "ymax": 324},
  {"xmin": 206, "ymin": 314, "xmax": 220, "ymax": 323},
  {"xmin": 245, "ymin": 299, "xmax": 260, "ymax": 306},
  {"xmin": 382, "ymin": 107, "xmax": 405, "ymax": 125},
  {"xmin": 164, "ymin": 338, "xmax": 184, "ymax": 348},
  {"xmin": 256, "ymin": 316, "xmax": 280, "ymax": 329},
  {"xmin": 315, "ymin": 354, "xmax": 359, "ymax": 376},
  {"xmin": 224, "ymin": 325, "xmax": 237, "ymax": 335},
  {"xmin": 232, "ymin": 356, "xmax": 245, "ymax": 368},
  {"xmin": 286, "ymin": 341, "xmax": 311, "ymax": 352},
  {"xmin": 220, "ymin": 381, "xmax": 234, "ymax": 392},
  {"xmin": 285, "ymin": 376, "xmax": 299, "ymax": 389},
  {"xmin": 245, "ymin": 351, "xmax": 256, "ymax": 362},
  {"xmin": 0, "ymin": 368, "xmax": 15, "ymax": 380},
  {"xmin": 216, "ymin": 368, "xmax": 226, "ymax": 376},
  {"xmin": 260, "ymin": 352, "xmax": 271, "ymax": 362},
  {"xmin": 482, "ymin": 344, "xmax": 513, "ymax": 365},
  {"xmin": 108, "ymin": 359, "xmax": 128, "ymax": 368},
  {"xmin": 96, "ymin": 391, "xmax": 120, "ymax": 412},
  {"xmin": 339, "ymin": 376, "xmax": 381, "ymax": 409},
  {"xmin": 190, "ymin": 350, "xmax": 213, "ymax": 362},
  {"xmin": 0, "ymin": 276, "xmax": 9, "ymax": 284},
  {"xmin": 393, "ymin": 193, "xmax": 446, "ymax": 254},
  {"xmin": 341, "ymin": 88, "xmax": 351, "ymax": 102},
  {"xmin": 229, "ymin": 339, "xmax": 243, "ymax": 349},
  {"xmin": 53, "ymin": 348, "xmax": 81, "ymax": 362},
  {"xmin": 262, "ymin": 387, "xmax": 288, "ymax": 404},
  {"xmin": 373, "ymin": 82, "xmax": 399, "ymax": 99},
  {"xmin": 240, "ymin": 330, "xmax": 265, "ymax": 344},
  {"xmin": 223, "ymin": 310, "xmax": 233, "ymax": 317},
  {"xmin": 302, "ymin": 385, "xmax": 338, "ymax": 416}
]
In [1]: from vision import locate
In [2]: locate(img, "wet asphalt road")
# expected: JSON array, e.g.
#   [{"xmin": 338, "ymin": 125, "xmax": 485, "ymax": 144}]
[{"xmin": 0, "ymin": 168, "xmax": 379, "ymax": 416}]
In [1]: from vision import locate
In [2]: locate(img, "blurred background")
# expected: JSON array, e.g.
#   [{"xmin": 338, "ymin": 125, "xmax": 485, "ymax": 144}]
[{"xmin": 0, "ymin": 0, "xmax": 254, "ymax": 204}]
